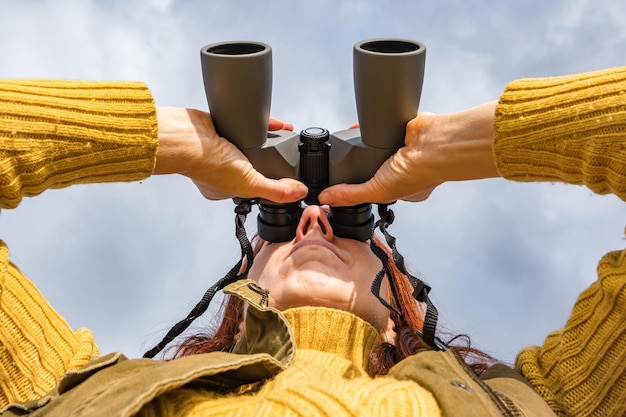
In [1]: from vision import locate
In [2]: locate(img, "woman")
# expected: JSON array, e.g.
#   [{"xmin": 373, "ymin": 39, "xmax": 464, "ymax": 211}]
[
  {"xmin": 1, "ymin": 65, "xmax": 625, "ymax": 416},
  {"xmin": 169, "ymin": 219, "xmax": 493, "ymax": 372}
]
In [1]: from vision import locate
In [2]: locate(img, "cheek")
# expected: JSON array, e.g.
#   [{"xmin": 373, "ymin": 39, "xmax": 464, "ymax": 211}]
[{"xmin": 355, "ymin": 247, "xmax": 384, "ymax": 277}]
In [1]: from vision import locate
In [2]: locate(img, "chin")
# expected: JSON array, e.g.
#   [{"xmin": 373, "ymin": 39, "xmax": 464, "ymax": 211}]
[{"xmin": 270, "ymin": 274, "xmax": 355, "ymax": 311}]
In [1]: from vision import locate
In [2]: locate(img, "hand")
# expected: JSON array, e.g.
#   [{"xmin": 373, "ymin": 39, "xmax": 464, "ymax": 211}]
[
  {"xmin": 154, "ymin": 107, "xmax": 307, "ymax": 202},
  {"xmin": 318, "ymin": 101, "xmax": 500, "ymax": 206}
]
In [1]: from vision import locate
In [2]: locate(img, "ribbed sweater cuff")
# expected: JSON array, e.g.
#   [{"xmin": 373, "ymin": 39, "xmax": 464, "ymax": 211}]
[
  {"xmin": 493, "ymin": 67, "xmax": 626, "ymax": 200},
  {"xmin": 0, "ymin": 79, "xmax": 158, "ymax": 209}
]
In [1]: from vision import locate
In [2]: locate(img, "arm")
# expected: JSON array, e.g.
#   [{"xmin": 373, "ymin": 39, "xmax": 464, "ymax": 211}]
[
  {"xmin": 0, "ymin": 80, "xmax": 304, "ymax": 407},
  {"xmin": 0, "ymin": 80, "xmax": 156, "ymax": 406},
  {"xmin": 0, "ymin": 242, "xmax": 100, "ymax": 408},
  {"xmin": 322, "ymin": 66, "xmax": 626, "ymax": 416},
  {"xmin": 0, "ymin": 80, "xmax": 306, "ymax": 210},
  {"xmin": 494, "ymin": 66, "xmax": 626, "ymax": 201},
  {"xmin": 320, "ymin": 67, "xmax": 626, "ymax": 206},
  {"xmin": 516, "ymin": 248, "xmax": 626, "ymax": 416},
  {"xmin": 0, "ymin": 79, "xmax": 158, "ymax": 209},
  {"xmin": 496, "ymin": 67, "xmax": 626, "ymax": 416}
]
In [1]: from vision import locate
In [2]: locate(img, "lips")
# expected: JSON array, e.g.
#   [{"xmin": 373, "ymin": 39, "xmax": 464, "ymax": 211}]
[{"xmin": 289, "ymin": 239, "xmax": 342, "ymax": 260}]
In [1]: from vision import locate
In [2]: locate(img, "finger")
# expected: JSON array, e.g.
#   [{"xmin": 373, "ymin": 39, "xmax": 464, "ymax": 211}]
[
  {"xmin": 349, "ymin": 122, "xmax": 359, "ymax": 129},
  {"xmin": 402, "ymin": 189, "xmax": 434, "ymax": 202},
  {"xmin": 318, "ymin": 181, "xmax": 394, "ymax": 207},
  {"xmin": 268, "ymin": 117, "xmax": 294, "ymax": 131},
  {"xmin": 252, "ymin": 177, "xmax": 308, "ymax": 203}
]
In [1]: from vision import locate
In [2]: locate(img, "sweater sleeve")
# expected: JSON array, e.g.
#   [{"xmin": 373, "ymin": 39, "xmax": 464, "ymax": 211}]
[
  {"xmin": 515, "ymin": 251, "xmax": 626, "ymax": 417},
  {"xmin": 0, "ymin": 79, "xmax": 157, "ymax": 407},
  {"xmin": 494, "ymin": 66, "xmax": 626, "ymax": 201},
  {"xmin": 0, "ymin": 241, "xmax": 100, "ymax": 408},
  {"xmin": 493, "ymin": 67, "xmax": 626, "ymax": 417},
  {"xmin": 0, "ymin": 79, "xmax": 158, "ymax": 209}
]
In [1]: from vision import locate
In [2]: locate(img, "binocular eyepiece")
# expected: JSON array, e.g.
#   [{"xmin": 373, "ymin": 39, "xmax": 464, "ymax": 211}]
[{"xmin": 201, "ymin": 39, "xmax": 426, "ymax": 243}]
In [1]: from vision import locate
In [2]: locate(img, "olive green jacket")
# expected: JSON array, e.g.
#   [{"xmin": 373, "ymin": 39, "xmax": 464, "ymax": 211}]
[{"xmin": 1, "ymin": 280, "xmax": 556, "ymax": 417}]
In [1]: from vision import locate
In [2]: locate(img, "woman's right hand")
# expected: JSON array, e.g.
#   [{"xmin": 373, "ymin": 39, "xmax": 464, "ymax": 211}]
[
  {"xmin": 154, "ymin": 107, "xmax": 308, "ymax": 203},
  {"xmin": 318, "ymin": 101, "xmax": 501, "ymax": 207}
]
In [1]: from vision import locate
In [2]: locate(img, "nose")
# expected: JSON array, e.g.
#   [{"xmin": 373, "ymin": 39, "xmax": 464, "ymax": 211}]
[{"xmin": 295, "ymin": 205, "xmax": 334, "ymax": 241}]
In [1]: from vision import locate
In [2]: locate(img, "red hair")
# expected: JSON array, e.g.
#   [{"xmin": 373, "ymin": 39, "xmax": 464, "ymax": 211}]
[
  {"xmin": 170, "ymin": 235, "xmax": 495, "ymax": 376},
  {"xmin": 366, "ymin": 237, "xmax": 495, "ymax": 375}
]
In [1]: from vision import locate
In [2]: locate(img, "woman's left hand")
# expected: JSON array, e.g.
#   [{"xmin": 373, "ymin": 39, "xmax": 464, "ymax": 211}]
[{"xmin": 318, "ymin": 102, "xmax": 500, "ymax": 206}]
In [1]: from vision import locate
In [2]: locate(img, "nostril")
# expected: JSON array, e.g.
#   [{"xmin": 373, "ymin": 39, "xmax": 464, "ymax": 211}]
[
  {"xmin": 296, "ymin": 206, "xmax": 334, "ymax": 240},
  {"xmin": 318, "ymin": 218, "xmax": 327, "ymax": 235}
]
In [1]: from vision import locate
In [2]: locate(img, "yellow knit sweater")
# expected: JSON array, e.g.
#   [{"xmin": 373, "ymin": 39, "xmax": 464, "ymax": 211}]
[
  {"xmin": 0, "ymin": 79, "xmax": 157, "ymax": 209},
  {"xmin": 1, "ymin": 69, "xmax": 626, "ymax": 416},
  {"xmin": 0, "ymin": 79, "xmax": 157, "ymax": 406},
  {"xmin": 495, "ymin": 67, "xmax": 626, "ymax": 417}
]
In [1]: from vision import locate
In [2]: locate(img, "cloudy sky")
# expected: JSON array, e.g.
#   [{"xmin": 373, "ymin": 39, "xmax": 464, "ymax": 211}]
[{"xmin": 1, "ymin": 0, "xmax": 625, "ymax": 364}]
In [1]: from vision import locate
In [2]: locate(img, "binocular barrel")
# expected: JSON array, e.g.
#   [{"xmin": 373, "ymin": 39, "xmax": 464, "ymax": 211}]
[
  {"xmin": 200, "ymin": 41, "xmax": 272, "ymax": 151},
  {"xmin": 201, "ymin": 39, "xmax": 426, "ymax": 242},
  {"xmin": 354, "ymin": 39, "xmax": 425, "ymax": 150}
]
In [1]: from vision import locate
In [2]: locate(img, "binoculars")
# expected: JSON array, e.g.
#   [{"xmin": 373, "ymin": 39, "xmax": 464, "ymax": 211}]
[{"xmin": 201, "ymin": 39, "xmax": 426, "ymax": 242}]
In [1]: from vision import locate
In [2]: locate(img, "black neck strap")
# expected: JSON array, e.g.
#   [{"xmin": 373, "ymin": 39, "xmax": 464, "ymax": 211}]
[
  {"xmin": 143, "ymin": 200, "xmax": 255, "ymax": 358},
  {"xmin": 370, "ymin": 204, "xmax": 447, "ymax": 351}
]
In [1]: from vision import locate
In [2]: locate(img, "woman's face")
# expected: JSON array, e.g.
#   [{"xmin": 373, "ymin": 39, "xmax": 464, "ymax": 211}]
[{"xmin": 248, "ymin": 205, "xmax": 394, "ymax": 336}]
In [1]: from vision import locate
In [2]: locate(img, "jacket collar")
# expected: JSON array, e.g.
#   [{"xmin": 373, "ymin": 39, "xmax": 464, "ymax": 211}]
[
  {"xmin": 224, "ymin": 279, "xmax": 383, "ymax": 373},
  {"xmin": 224, "ymin": 279, "xmax": 295, "ymax": 368}
]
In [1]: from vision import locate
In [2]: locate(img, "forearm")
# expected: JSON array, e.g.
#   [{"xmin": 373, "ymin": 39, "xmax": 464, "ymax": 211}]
[
  {"xmin": 0, "ymin": 79, "xmax": 158, "ymax": 209},
  {"xmin": 153, "ymin": 107, "xmax": 213, "ymax": 176},
  {"xmin": 427, "ymin": 66, "xmax": 626, "ymax": 200},
  {"xmin": 494, "ymin": 66, "xmax": 626, "ymax": 200},
  {"xmin": 418, "ymin": 101, "xmax": 500, "ymax": 185}
]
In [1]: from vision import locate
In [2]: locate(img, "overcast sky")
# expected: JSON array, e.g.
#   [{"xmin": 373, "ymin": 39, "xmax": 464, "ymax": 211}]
[{"xmin": 1, "ymin": 0, "xmax": 625, "ymax": 364}]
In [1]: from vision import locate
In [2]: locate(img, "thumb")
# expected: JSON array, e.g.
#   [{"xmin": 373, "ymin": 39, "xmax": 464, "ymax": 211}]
[
  {"xmin": 318, "ymin": 180, "xmax": 392, "ymax": 207},
  {"xmin": 252, "ymin": 177, "xmax": 308, "ymax": 203}
]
